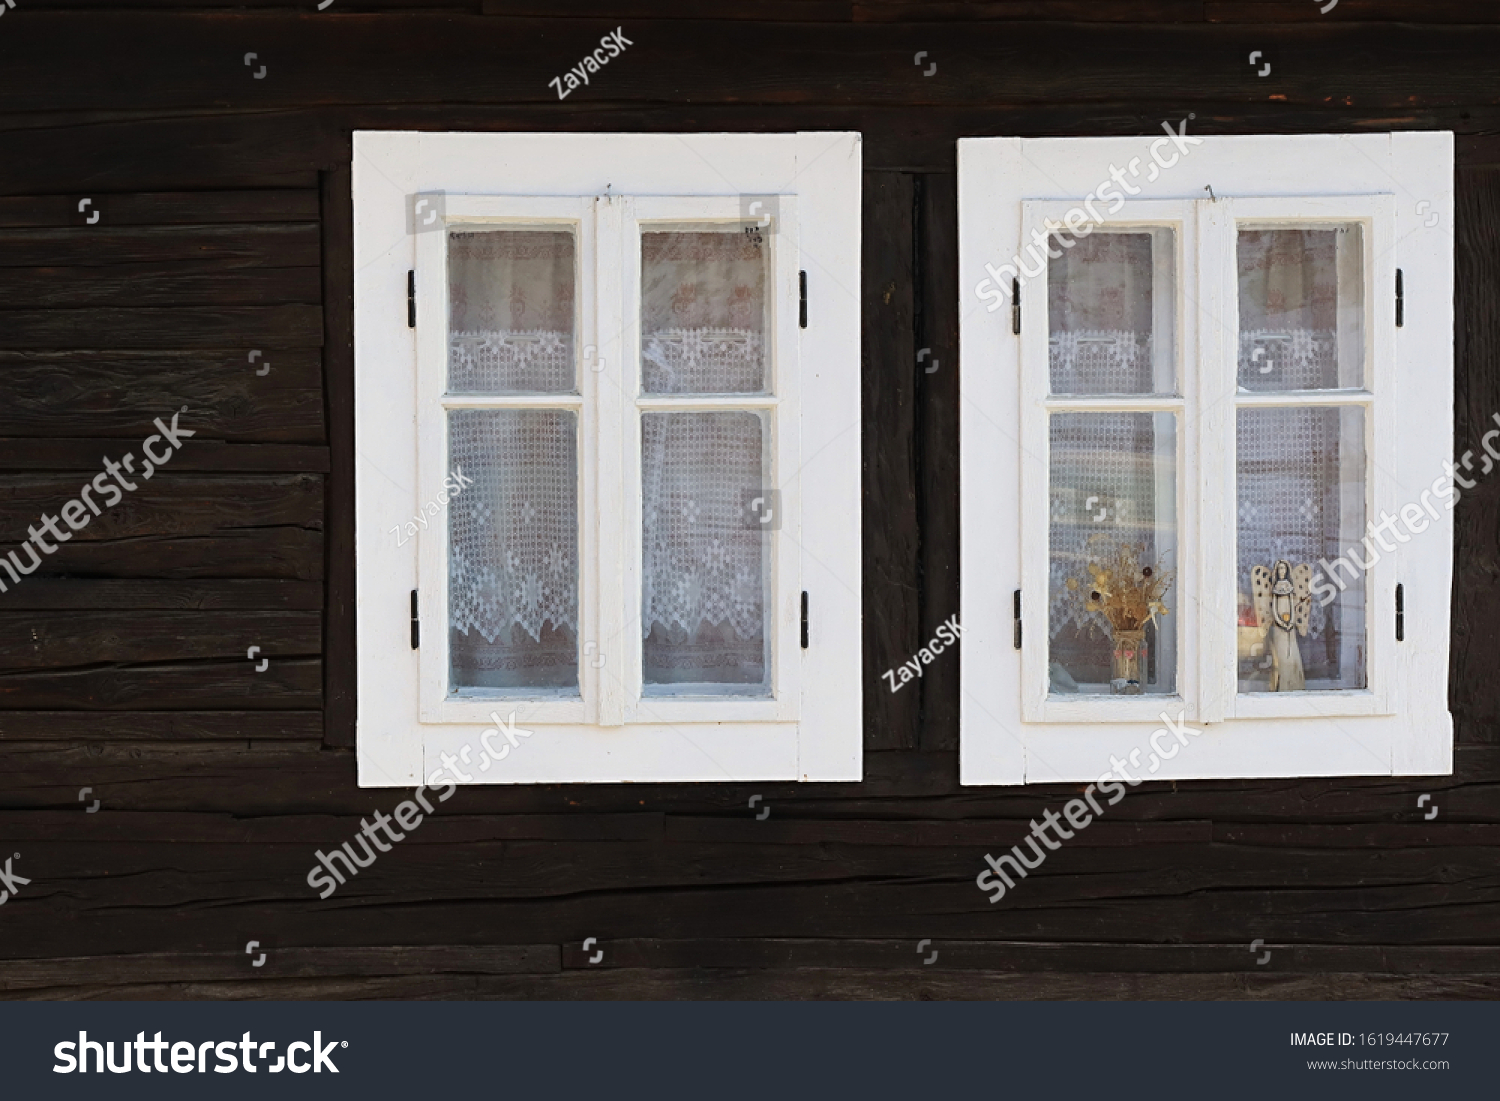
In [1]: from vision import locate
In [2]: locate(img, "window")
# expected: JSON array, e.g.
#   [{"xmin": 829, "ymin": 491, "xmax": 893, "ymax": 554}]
[
  {"xmin": 958, "ymin": 131, "xmax": 1454, "ymax": 784},
  {"xmin": 354, "ymin": 132, "xmax": 862, "ymax": 785}
]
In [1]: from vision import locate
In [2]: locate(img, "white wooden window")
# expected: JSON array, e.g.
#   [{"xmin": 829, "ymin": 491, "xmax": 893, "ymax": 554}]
[
  {"xmin": 959, "ymin": 131, "xmax": 1454, "ymax": 785},
  {"xmin": 354, "ymin": 132, "xmax": 862, "ymax": 786}
]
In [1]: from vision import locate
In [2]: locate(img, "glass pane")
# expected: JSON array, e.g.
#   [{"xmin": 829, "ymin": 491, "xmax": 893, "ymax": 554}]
[
  {"xmin": 448, "ymin": 409, "xmax": 578, "ymax": 694},
  {"xmin": 1048, "ymin": 411, "xmax": 1178, "ymax": 696},
  {"xmin": 641, "ymin": 228, "xmax": 768, "ymax": 394},
  {"xmin": 1048, "ymin": 229, "xmax": 1174, "ymax": 396},
  {"xmin": 1237, "ymin": 225, "xmax": 1364, "ymax": 391},
  {"xmin": 448, "ymin": 228, "xmax": 576, "ymax": 394},
  {"xmin": 641, "ymin": 411, "xmax": 769, "ymax": 695},
  {"xmin": 1237, "ymin": 406, "xmax": 1366, "ymax": 693}
]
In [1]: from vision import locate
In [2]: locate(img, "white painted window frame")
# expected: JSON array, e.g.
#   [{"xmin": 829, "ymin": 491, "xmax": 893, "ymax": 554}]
[
  {"xmin": 959, "ymin": 131, "xmax": 1454, "ymax": 786},
  {"xmin": 354, "ymin": 131, "xmax": 862, "ymax": 786}
]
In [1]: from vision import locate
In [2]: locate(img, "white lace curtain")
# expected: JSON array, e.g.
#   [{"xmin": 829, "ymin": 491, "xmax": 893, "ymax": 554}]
[
  {"xmin": 443, "ymin": 227, "xmax": 771, "ymax": 690},
  {"xmin": 639, "ymin": 231, "xmax": 769, "ymax": 688}
]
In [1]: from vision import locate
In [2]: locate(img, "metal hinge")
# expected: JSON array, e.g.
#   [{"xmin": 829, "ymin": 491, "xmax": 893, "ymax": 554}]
[
  {"xmin": 1396, "ymin": 269, "xmax": 1404, "ymax": 328},
  {"xmin": 1395, "ymin": 583, "xmax": 1404, "ymax": 641},
  {"xmin": 407, "ymin": 270, "xmax": 416, "ymax": 329},
  {"xmin": 410, "ymin": 589, "xmax": 420, "ymax": 649},
  {"xmin": 1013, "ymin": 589, "xmax": 1022, "ymax": 650},
  {"xmin": 1011, "ymin": 278, "xmax": 1021, "ymax": 335},
  {"xmin": 799, "ymin": 271, "xmax": 807, "ymax": 329},
  {"xmin": 800, "ymin": 590, "xmax": 809, "ymax": 649}
]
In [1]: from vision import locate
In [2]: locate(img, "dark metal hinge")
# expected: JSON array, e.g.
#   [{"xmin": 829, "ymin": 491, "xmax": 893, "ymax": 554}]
[
  {"xmin": 799, "ymin": 271, "xmax": 807, "ymax": 329},
  {"xmin": 800, "ymin": 590, "xmax": 809, "ymax": 649},
  {"xmin": 410, "ymin": 589, "xmax": 420, "ymax": 649},
  {"xmin": 1395, "ymin": 269, "xmax": 1404, "ymax": 328},
  {"xmin": 407, "ymin": 270, "xmax": 416, "ymax": 329},
  {"xmin": 1011, "ymin": 278, "xmax": 1021, "ymax": 335},
  {"xmin": 1395, "ymin": 583, "xmax": 1404, "ymax": 642},
  {"xmin": 1013, "ymin": 589, "xmax": 1022, "ymax": 650}
]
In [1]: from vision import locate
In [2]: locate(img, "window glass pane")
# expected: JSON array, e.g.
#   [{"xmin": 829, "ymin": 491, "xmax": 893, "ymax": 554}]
[
  {"xmin": 448, "ymin": 228, "xmax": 576, "ymax": 394},
  {"xmin": 642, "ymin": 411, "xmax": 769, "ymax": 695},
  {"xmin": 1237, "ymin": 225, "xmax": 1364, "ymax": 391},
  {"xmin": 1236, "ymin": 406, "xmax": 1366, "ymax": 693},
  {"xmin": 1048, "ymin": 411, "xmax": 1178, "ymax": 696},
  {"xmin": 448, "ymin": 409, "xmax": 579, "ymax": 694},
  {"xmin": 641, "ymin": 228, "xmax": 768, "ymax": 394},
  {"xmin": 1048, "ymin": 229, "xmax": 1174, "ymax": 396}
]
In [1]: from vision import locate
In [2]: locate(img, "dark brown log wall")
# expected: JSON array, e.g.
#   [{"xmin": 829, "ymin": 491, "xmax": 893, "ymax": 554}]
[{"xmin": 0, "ymin": 0, "xmax": 1497, "ymax": 999}]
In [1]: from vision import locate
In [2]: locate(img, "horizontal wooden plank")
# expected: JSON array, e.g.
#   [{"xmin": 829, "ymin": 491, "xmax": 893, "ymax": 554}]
[
  {"xmin": 0, "ymin": 472, "xmax": 324, "ymax": 580},
  {"xmin": 0, "ymin": 811, "xmax": 665, "ymax": 843},
  {"xmin": 0, "ymin": 223, "xmax": 320, "ymax": 267},
  {"xmin": 481, "ymin": 0, "xmax": 853, "ymax": 17},
  {"xmin": 0, "ymin": 711, "xmax": 321, "ymax": 740},
  {"xmin": 1, "ymin": 16, "xmax": 1499, "ymax": 111},
  {"xmin": 0, "ymin": 350, "xmax": 324, "ymax": 444},
  {"xmin": 0, "ymin": 579, "xmax": 321, "ymax": 610},
  {"xmin": 0, "ymin": 946, "xmax": 559, "ymax": 992},
  {"xmin": 1, "ymin": 843, "xmax": 1497, "ymax": 948},
  {"xmin": 0, "ymin": 472, "xmax": 323, "ymax": 543},
  {"xmin": 855, "ymin": 1, "xmax": 1206, "ymax": 21},
  {"xmin": 7, "ymin": 969, "xmax": 1499, "ymax": 1001},
  {"xmin": 0, "ymin": 304, "xmax": 324, "ymax": 349},
  {"xmin": 0, "ymin": 264, "xmax": 321, "ymax": 308},
  {"xmin": 0, "ymin": 103, "xmax": 1487, "ymax": 197},
  {"xmin": 0, "ymin": 440, "xmax": 329, "ymax": 473},
  {"xmin": 558, "ymin": 937, "xmax": 1500, "ymax": 972},
  {"xmin": 0, "ymin": 189, "xmax": 319, "ymax": 229},
  {"xmin": 0, "ymin": 610, "xmax": 320, "ymax": 671},
  {"xmin": 1205, "ymin": 1, "xmax": 1500, "ymax": 22},
  {"xmin": 0, "ymin": 113, "xmax": 331, "ymax": 195},
  {"xmin": 664, "ymin": 815, "xmax": 1214, "ymax": 847},
  {"xmin": 0, "ymin": 659, "xmax": 321, "ymax": 709}
]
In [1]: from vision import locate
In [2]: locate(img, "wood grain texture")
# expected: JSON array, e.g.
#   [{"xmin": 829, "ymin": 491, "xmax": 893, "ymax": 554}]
[
  {"xmin": 321, "ymin": 164, "xmax": 357, "ymax": 749},
  {"xmin": 0, "ymin": 5, "xmax": 1492, "ymax": 1001},
  {"xmin": 1452, "ymin": 167, "xmax": 1500, "ymax": 731},
  {"xmin": 3, "ymin": 16, "xmax": 1500, "ymax": 112},
  {"xmin": 0, "ymin": 350, "xmax": 325, "ymax": 444},
  {"xmin": 863, "ymin": 172, "xmax": 921, "ymax": 751}
]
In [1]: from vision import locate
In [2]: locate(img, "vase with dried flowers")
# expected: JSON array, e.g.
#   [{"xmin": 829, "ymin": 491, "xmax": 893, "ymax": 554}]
[{"xmin": 1064, "ymin": 539, "xmax": 1175, "ymax": 695}]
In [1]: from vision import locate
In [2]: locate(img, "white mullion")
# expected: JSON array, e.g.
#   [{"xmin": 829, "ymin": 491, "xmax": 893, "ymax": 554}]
[
  {"xmin": 635, "ymin": 396, "xmax": 779, "ymax": 411},
  {"xmin": 595, "ymin": 195, "xmax": 628, "ymax": 727},
  {"xmin": 1233, "ymin": 390, "xmax": 1374, "ymax": 409},
  {"xmin": 1044, "ymin": 396, "xmax": 1184, "ymax": 414},
  {"xmin": 440, "ymin": 394, "xmax": 585, "ymax": 410},
  {"xmin": 1197, "ymin": 196, "xmax": 1236, "ymax": 724},
  {"xmin": 1366, "ymin": 196, "xmax": 1398, "ymax": 714},
  {"xmin": 415, "ymin": 216, "xmax": 450, "ymax": 722}
]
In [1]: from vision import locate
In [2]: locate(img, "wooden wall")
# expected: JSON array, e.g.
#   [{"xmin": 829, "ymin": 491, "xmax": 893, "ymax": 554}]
[{"xmin": 1, "ymin": 0, "xmax": 1498, "ymax": 998}]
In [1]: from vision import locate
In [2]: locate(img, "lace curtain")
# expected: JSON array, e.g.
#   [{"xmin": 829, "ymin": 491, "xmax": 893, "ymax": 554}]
[
  {"xmin": 448, "ymin": 409, "xmax": 579, "ymax": 691},
  {"xmin": 446, "ymin": 230, "xmax": 580, "ymax": 690},
  {"xmin": 443, "ymin": 227, "xmax": 772, "ymax": 692},
  {"xmin": 640, "ymin": 231, "xmax": 770, "ymax": 689}
]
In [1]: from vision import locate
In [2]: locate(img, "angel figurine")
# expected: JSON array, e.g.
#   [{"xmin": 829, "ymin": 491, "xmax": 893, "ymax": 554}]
[{"xmin": 1251, "ymin": 559, "xmax": 1311, "ymax": 691}]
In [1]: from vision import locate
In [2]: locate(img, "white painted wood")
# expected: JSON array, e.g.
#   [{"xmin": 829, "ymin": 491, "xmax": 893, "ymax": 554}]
[
  {"xmin": 959, "ymin": 129, "xmax": 1453, "ymax": 786},
  {"xmin": 353, "ymin": 131, "xmax": 861, "ymax": 786},
  {"xmin": 1018, "ymin": 199, "xmax": 1195, "ymax": 725}
]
